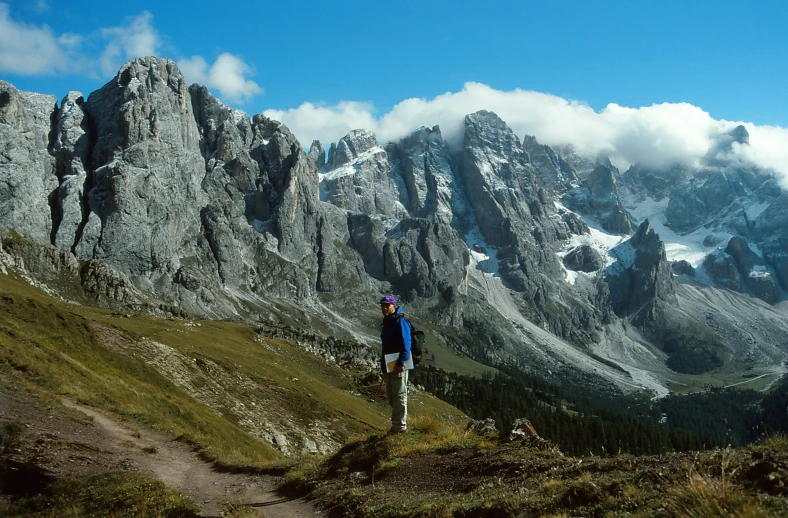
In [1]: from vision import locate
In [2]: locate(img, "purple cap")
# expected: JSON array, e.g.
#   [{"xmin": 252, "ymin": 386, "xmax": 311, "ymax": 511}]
[{"xmin": 379, "ymin": 295, "xmax": 397, "ymax": 305}]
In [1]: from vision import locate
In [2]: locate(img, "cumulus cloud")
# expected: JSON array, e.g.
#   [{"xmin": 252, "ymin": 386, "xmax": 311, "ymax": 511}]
[
  {"xmin": 0, "ymin": 5, "xmax": 161, "ymax": 78},
  {"xmin": 733, "ymin": 125, "xmax": 788, "ymax": 179},
  {"xmin": 266, "ymin": 82, "xmax": 788, "ymax": 181},
  {"xmin": 0, "ymin": 2, "xmax": 81, "ymax": 75},
  {"xmin": 99, "ymin": 11, "xmax": 160, "ymax": 77},
  {"xmin": 178, "ymin": 53, "xmax": 263, "ymax": 104}
]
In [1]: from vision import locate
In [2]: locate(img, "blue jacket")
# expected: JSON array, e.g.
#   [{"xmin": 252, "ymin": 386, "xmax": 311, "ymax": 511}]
[{"xmin": 380, "ymin": 306, "xmax": 411, "ymax": 373}]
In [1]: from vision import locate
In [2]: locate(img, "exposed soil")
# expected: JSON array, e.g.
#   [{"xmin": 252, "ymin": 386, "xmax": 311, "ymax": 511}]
[{"xmin": 0, "ymin": 389, "xmax": 324, "ymax": 517}]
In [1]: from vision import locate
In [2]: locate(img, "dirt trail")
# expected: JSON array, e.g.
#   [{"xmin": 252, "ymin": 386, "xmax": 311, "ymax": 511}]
[
  {"xmin": 63, "ymin": 402, "xmax": 324, "ymax": 518},
  {"xmin": 1, "ymin": 390, "xmax": 323, "ymax": 517}
]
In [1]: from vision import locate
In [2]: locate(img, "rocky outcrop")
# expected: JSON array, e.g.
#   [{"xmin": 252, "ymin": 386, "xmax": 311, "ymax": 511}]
[
  {"xmin": 385, "ymin": 126, "xmax": 469, "ymax": 226},
  {"xmin": 563, "ymin": 163, "xmax": 632, "ymax": 234},
  {"xmin": 320, "ymin": 130, "xmax": 401, "ymax": 217},
  {"xmin": 80, "ymin": 57, "xmax": 205, "ymax": 277},
  {"xmin": 0, "ymin": 226, "xmax": 142, "ymax": 305},
  {"xmin": 671, "ymin": 260, "xmax": 696, "ymax": 277},
  {"xmin": 703, "ymin": 236, "xmax": 780, "ymax": 304},
  {"xmin": 563, "ymin": 245, "xmax": 604, "ymax": 273},
  {"xmin": 307, "ymin": 140, "xmax": 325, "ymax": 170},
  {"xmin": 467, "ymin": 418, "xmax": 497, "ymax": 436},
  {"xmin": 0, "ymin": 81, "xmax": 58, "ymax": 243},
  {"xmin": 604, "ymin": 220, "xmax": 676, "ymax": 326},
  {"xmin": 523, "ymin": 134, "xmax": 578, "ymax": 195},
  {"xmin": 703, "ymin": 251, "xmax": 741, "ymax": 291},
  {"xmin": 80, "ymin": 259, "xmax": 141, "ymax": 303}
]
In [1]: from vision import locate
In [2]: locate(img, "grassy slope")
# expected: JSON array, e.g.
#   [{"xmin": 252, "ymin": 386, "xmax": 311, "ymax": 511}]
[
  {"xmin": 0, "ymin": 271, "xmax": 465, "ymax": 470},
  {"xmin": 289, "ymin": 418, "xmax": 788, "ymax": 518}
]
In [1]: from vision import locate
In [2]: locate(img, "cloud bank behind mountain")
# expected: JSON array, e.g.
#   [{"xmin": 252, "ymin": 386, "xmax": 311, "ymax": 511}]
[{"xmin": 265, "ymin": 82, "xmax": 788, "ymax": 184}]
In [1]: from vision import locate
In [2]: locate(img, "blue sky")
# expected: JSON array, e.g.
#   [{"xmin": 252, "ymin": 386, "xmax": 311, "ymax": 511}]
[{"xmin": 2, "ymin": 0, "xmax": 788, "ymax": 175}]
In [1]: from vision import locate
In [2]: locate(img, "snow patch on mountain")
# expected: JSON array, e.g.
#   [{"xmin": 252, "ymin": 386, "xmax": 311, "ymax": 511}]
[
  {"xmin": 626, "ymin": 196, "xmax": 728, "ymax": 268},
  {"xmin": 464, "ymin": 226, "xmax": 500, "ymax": 278},
  {"xmin": 746, "ymin": 201, "xmax": 771, "ymax": 221}
]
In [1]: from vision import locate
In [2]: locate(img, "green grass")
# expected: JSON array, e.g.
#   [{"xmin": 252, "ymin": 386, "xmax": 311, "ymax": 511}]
[
  {"xmin": 0, "ymin": 272, "xmax": 465, "ymax": 470},
  {"xmin": 420, "ymin": 337, "xmax": 497, "ymax": 378},
  {"xmin": 0, "ymin": 274, "xmax": 283, "ymax": 468},
  {"xmin": 666, "ymin": 370, "xmax": 779, "ymax": 395},
  {"xmin": 0, "ymin": 471, "xmax": 198, "ymax": 517}
]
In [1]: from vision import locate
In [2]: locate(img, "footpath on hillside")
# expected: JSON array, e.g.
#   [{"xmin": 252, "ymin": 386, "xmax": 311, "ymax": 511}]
[{"xmin": 0, "ymin": 390, "xmax": 323, "ymax": 517}]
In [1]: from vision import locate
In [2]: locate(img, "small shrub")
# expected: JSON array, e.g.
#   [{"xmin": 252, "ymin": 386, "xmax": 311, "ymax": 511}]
[
  {"xmin": 0, "ymin": 420, "xmax": 24, "ymax": 451},
  {"xmin": 222, "ymin": 502, "xmax": 258, "ymax": 517},
  {"xmin": 142, "ymin": 445, "xmax": 159, "ymax": 454},
  {"xmin": 757, "ymin": 434, "xmax": 788, "ymax": 452},
  {"xmin": 0, "ymin": 471, "xmax": 198, "ymax": 517},
  {"xmin": 666, "ymin": 472, "xmax": 766, "ymax": 517}
]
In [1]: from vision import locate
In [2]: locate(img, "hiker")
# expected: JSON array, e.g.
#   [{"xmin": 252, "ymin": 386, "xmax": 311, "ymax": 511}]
[{"xmin": 379, "ymin": 295, "xmax": 412, "ymax": 434}]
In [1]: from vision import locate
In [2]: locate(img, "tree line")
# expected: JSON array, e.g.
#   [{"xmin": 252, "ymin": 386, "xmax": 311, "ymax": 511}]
[{"xmin": 411, "ymin": 365, "xmax": 752, "ymax": 456}]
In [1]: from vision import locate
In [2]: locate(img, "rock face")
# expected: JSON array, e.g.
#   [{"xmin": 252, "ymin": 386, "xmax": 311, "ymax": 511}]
[
  {"xmin": 0, "ymin": 81, "xmax": 58, "ymax": 243},
  {"xmin": 671, "ymin": 260, "xmax": 696, "ymax": 277},
  {"xmin": 703, "ymin": 236, "xmax": 780, "ymax": 304},
  {"xmin": 2, "ymin": 58, "xmax": 788, "ymax": 397},
  {"xmin": 563, "ymin": 163, "xmax": 633, "ymax": 234},
  {"xmin": 563, "ymin": 245, "xmax": 604, "ymax": 273},
  {"xmin": 604, "ymin": 220, "xmax": 676, "ymax": 326},
  {"xmin": 523, "ymin": 134, "xmax": 578, "ymax": 195},
  {"xmin": 80, "ymin": 58, "xmax": 205, "ymax": 279},
  {"xmin": 321, "ymin": 130, "xmax": 400, "ymax": 217},
  {"xmin": 385, "ymin": 125, "xmax": 467, "ymax": 225},
  {"xmin": 51, "ymin": 92, "xmax": 91, "ymax": 252}
]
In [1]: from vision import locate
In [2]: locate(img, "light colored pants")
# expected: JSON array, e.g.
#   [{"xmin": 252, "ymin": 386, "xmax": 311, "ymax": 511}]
[{"xmin": 385, "ymin": 370, "xmax": 408, "ymax": 432}]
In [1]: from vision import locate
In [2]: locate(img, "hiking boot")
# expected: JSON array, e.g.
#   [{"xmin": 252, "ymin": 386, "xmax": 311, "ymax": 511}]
[{"xmin": 386, "ymin": 428, "xmax": 407, "ymax": 435}]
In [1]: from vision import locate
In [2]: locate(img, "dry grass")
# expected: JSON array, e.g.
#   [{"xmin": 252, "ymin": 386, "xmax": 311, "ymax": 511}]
[
  {"xmin": 667, "ymin": 449, "xmax": 770, "ymax": 518},
  {"xmin": 667, "ymin": 472, "xmax": 767, "ymax": 517}
]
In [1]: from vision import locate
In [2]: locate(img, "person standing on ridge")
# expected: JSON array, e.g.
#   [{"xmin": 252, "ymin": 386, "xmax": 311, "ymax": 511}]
[{"xmin": 379, "ymin": 295, "xmax": 411, "ymax": 434}]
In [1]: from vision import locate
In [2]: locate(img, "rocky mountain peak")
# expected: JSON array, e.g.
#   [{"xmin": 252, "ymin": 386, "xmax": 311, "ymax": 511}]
[
  {"xmin": 605, "ymin": 219, "xmax": 676, "ymax": 322},
  {"xmin": 729, "ymin": 125, "xmax": 750, "ymax": 145},
  {"xmin": 307, "ymin": 140, "xmax": 326, "ymax": 170},
  {"xmin": 562, "ymin": 162, "xmax": 633, "ymax": 234},
  {"xmin": 327, "ymin": 129, "xmax": 378, "ymax": 169},
  {"xmin": 464, "ymin": 110, "xmax": 526, "ymax": 162}
]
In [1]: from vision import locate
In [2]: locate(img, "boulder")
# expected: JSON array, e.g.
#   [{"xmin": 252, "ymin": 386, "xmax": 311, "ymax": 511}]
[
  {"xmin": 671, "ymin": 260, "xmax": 696, "ymax": 277},
  {"xmin": 563, "ymin": 245, "xmax": 604, "ymax": 273},
  {"xmin": 467, "ymin": 418, "xmax": 498, "ymax": 436}
]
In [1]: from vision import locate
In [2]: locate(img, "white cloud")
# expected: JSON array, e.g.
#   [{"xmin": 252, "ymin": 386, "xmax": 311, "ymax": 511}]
[
  {"xmin": 733, "ymin": 125, "xmax": 788, "ymax": 182},
  {"xmin": 178, "ymin": 53, "xmax": 263, "ymax": 104},
  {"xmin": 99, "ymin": 11, "xmax": 160, "ymax": 77},
  {"xmin": 266, "ymin": 82, "xmax": 788, "ymax": 181},
  {"xmin": 178, "ymin": 52, "xmax": 263, "ymax": 103},
  {"xmin": 0, "ymin": 2, "xmax": 75, "ymax": 74},
  {"xmin": 264, "ymin": 101, "xmax": 378, "ymax": 146}
]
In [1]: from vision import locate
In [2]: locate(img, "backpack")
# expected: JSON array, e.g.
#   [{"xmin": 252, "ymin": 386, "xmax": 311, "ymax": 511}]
[{"xmin": 398, "ymin": 315, "xmax": 425, "ymax": 366}]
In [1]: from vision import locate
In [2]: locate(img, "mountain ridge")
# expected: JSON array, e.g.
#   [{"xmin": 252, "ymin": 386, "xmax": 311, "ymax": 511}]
[{"xmin": 2, "ymin": 56, "xmax": 788, "ymax": 397}]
